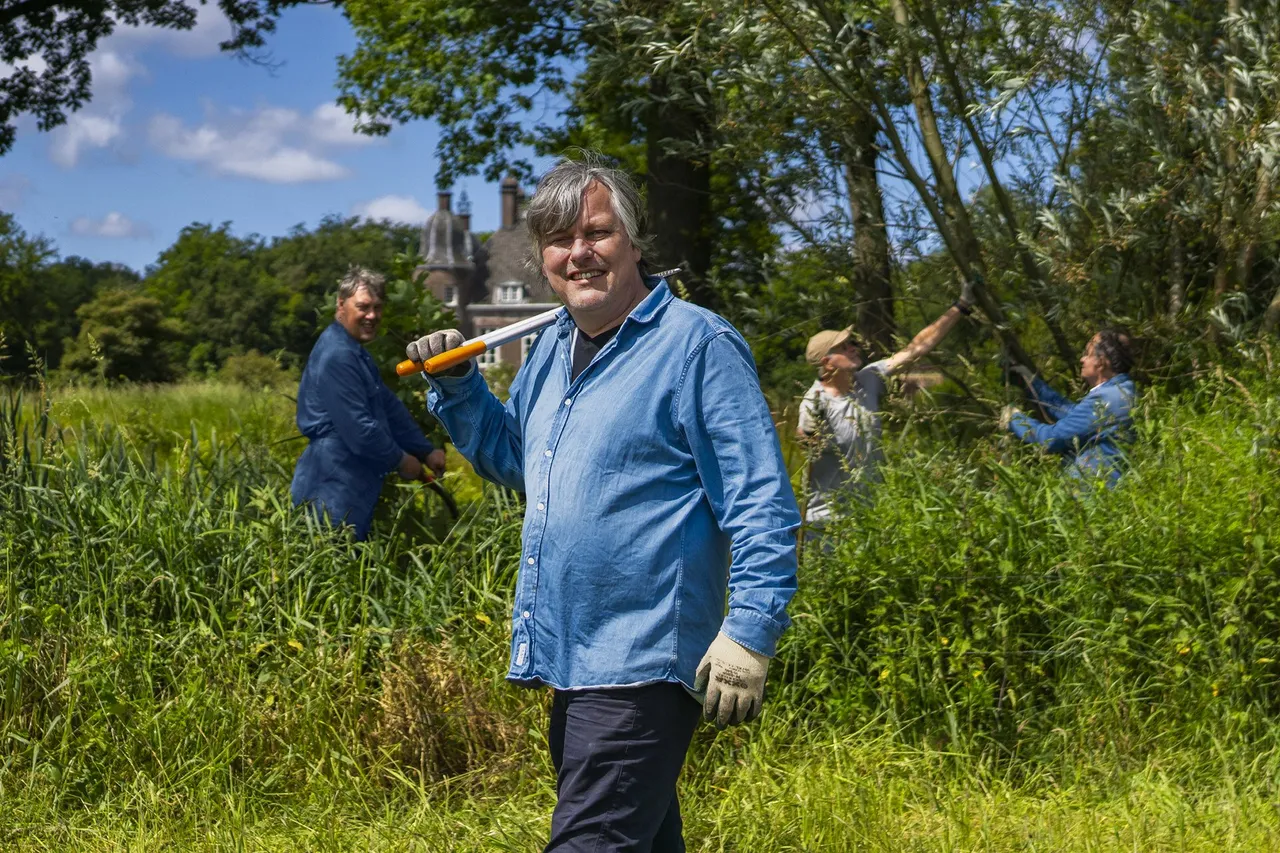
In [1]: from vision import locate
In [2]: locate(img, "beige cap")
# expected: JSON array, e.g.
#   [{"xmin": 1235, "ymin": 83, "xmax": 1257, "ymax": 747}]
[{"xmin": 805, "ymin": 328, "xmax": 853, "ymax": 365}]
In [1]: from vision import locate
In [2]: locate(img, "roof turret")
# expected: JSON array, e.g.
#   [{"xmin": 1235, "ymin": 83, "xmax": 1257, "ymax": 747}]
[{"xmin": 420, "ymin": 190, "xmax": 477, "ymax": 270}]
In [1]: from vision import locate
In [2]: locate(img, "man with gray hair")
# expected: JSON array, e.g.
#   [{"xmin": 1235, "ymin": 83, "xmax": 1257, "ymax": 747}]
[
  {"xmin": 291, "ymin": 266, "xmax": 445, "ymax": 540},
  {"xmin": 407, "ymin": 156, "xmax": 799, "ymax": 851}
]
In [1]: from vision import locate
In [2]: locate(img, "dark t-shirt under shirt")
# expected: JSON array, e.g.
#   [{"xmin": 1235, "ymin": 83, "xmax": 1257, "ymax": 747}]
[{"xmin": 571, "ymin": 325, "xmax": 620, "ymax": 382}]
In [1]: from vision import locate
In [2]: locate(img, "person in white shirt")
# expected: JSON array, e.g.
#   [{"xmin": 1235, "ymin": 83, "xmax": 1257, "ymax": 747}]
[{"xmin": 797, "ymin": 280, "xmax": 975, "ymax": 534}]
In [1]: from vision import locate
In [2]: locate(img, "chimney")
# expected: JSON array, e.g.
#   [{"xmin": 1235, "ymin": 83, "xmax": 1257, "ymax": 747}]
[
  {"xmin": 457, "ymin": 189, "xmax": 472, "ymax": 231},
  {"xmin": 501, "ymin": 175, "xmax": 519, "ymax": 229},
  {"xmin": 437, "ymin": 190, "xmax": 452, "ymax": 212}
]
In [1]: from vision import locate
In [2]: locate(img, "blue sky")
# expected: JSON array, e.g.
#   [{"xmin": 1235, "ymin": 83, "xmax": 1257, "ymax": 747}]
[{"xmin": 0, "ymin": 5, "xmax": 545, "ymax": 272}]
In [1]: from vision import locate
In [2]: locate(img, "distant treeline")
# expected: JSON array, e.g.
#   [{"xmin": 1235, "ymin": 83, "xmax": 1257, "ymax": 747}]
[{"xmin": 0, "ymin": 213, "xmax": 421, "ymax": 384}]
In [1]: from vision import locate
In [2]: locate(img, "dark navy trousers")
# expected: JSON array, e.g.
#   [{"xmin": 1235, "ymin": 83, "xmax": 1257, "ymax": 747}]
[{"xmin": 545, "ymin": 682, "xmax": 701, "ymax": 852}]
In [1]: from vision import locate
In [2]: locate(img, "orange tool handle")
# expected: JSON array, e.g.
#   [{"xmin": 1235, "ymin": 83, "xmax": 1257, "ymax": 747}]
[{"xmin": 396, "ymin": 340, "xmax": 487, "ymax": 377}]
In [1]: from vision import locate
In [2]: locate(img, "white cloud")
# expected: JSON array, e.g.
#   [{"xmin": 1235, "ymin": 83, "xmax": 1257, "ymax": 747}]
[
  {"xmin": 0, "ymin": 55, "xmax": 49, "ymax": 77},
  {"xmin": 147, "ymin": 103, "xmax": 373, "ymax": 183},
  {"xmin": 352, "ymin": 195, "xmax": 430, "ymax": 223},
  {"xmin": 70, "ymin": 211, "xmax": 151, "ymax": 239},
  {"xmin": 106, "ymin": 6, "xmax": 233, "ymax": 58},
  {"xmin": 51, "ymin": 114, "xmax": 124, "ymax": 167},
  {"xmin": 38, "ymin": 6, "xmax": 229, "ymax": 167},
  {"xmin": 308, "ymin": 103, "xmax": 378, "ymax": 147},
  {"xmin": 46, "ymin": 50, "xmax": 141, "ymax": 167}
]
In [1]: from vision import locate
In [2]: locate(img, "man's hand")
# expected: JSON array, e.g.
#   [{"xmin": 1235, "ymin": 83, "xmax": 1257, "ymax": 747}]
[
  {"xmin": 1009, "ymin": 364, "xmax": 1036, "ymax": 387},
  {"xmin": 406, "ymin": 329, "xmax": 470, "ymax": 377},
  {"xmin": 423, "ymin": 448, "xmax": 446, "ymax": 479},
  {"xmin": 694, "ymin": 632, "xmax": 770, "ymax": 728},
  {"xmin": 999, "ymin": 405, "xmax": 1020, "ymax": 430},
  {"xmin": 397, "ymin": 453, "xmax": 424, "ymax": 481}
]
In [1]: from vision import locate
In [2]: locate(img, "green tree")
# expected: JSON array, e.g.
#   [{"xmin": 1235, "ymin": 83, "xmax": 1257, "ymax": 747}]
[
  {"xmin": 262, "ymin": 215, "xmax": 420, "ymax": 364},
  {"xmin": 33, "ymin": 257, "xmax": 140, "ymax": 369},
  {"xmin": 142, "ymin": 222, "xmax": 277, "ymax": 374},
  {"xmin": 0, "ymin": 213, "xmax": 56, "ymax": 375},
  {"xmin": 335, "ymin": 0, "xmax": 722, "ymax": 305},
  {"xmin": 61, "ymin": 289, "xmax": 183, "ymax": 382}
]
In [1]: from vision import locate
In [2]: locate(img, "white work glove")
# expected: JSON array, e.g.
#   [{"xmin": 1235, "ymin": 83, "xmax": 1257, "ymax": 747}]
[
  {"xmin": 694, "ymin": 631, "xmax": 770, "ymax": 728},
  {"xmin": 405, "ymin": 329, "xmax": 469, "ymax": 378},
  {"xmin": 1009, "ymin": 364, "xmax": 1036, "ymax": 387},
  {"xmin": 999, "ymin": 404, "xmax": 1021, "ymax": 431}
]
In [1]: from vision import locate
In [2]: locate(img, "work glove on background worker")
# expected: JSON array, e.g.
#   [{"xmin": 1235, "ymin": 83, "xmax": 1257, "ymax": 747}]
[
  {"xmin": 695, "ymin": 631, "xmax": 770, "ymax": 728},
  {"xmin": 406, "ymin": 329, "xmax": 471, "ymax": 378}
]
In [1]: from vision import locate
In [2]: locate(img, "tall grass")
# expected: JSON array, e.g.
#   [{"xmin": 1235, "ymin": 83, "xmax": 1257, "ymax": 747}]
[
  {"xmin": 780, "ymin": 363, "xmax": 1280, "ymax": 771},
  {"xmin": 2, "ymin": 351, "xmax": 1279, "ymax": 849}
]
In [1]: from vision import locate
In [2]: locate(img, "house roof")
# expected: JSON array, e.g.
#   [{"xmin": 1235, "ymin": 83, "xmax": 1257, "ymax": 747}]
[
  {"xmin": 473, "ymin": 224, "xmax": 557, "ymax": 303},
  {"xmin": 420, "ymin": 207, "xmax": 477, "ymax": 270}
]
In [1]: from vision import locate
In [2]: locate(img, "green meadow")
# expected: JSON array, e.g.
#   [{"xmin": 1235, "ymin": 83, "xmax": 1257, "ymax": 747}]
[{"xmin": 2, "ymin": 353, "xmax": 1278, "ymax": 851}]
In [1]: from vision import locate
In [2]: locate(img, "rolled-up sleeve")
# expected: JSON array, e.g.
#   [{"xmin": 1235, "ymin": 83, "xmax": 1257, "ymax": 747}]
[
  {"xmin": 1029, "ymin": 377, "xmax": 1074, "ymax": 419},
  {"xmin": 675, "ymin": 330, "xmax": 800, "ymax": 657},
  {"xmin": 426, "ymin": 366, "xmax": 526, "ymax": 492},
  {"xmin": 1009, "ymin": 396, "xmax": 1104, "ymax": 455}
]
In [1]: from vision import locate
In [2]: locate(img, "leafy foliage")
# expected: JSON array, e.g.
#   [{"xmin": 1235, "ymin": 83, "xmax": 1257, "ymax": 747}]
[{"xmin": 59, "ymin": 288, "xmax": 184, "ymax": 382}]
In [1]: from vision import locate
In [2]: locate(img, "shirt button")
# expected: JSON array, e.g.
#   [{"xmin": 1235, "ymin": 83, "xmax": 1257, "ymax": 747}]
[
  {"xmin": 564, "ymin": 398, "xmax": 572, "ymax": 406},
  {"xmin": 522, "ymin": 611, "xmax": 530, "ymax": 619},
  {"xmin": 544, "ymin": 450, "xmax": 552, "ymax": 457},
  {"xmin": 537, "ymin": 502, "xmax": 545, "ymax": 511},
  {"xmin": 527, "ymin": 557, "xmax": 535, "ymax": 565}
]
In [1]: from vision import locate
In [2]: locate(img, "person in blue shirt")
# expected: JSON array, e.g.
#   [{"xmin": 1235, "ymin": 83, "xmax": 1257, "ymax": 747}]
[
  {"xmin": 406, "ymin": 158, "xmax": 799, "ymax": 853},
  {"xmin": 1001, "ymin": 330, "xmax": 1136, "ymax": 486},
  {"xmin": 291, "ymin": 267, "xmax": 445, "ymax": 540}
]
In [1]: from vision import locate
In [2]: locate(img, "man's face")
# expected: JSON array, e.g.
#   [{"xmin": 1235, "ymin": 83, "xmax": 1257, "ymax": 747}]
[
  {"xmin": 824, "ymin": 340, "xmax": 864, "ymax": 374},
  {"xmin": 336, "ymin": 285, "xmax": 383, "ymax": 344},
  {"xmin": 540, "ymin": 181, "xmax": 645, "ymax": 328},
  {"xmin": 1079, "ymin": 334, "xmax": 1109, "ymax": 386}
]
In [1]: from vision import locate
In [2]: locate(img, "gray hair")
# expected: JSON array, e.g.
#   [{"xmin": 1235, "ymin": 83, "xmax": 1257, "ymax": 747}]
[
  {"xmin": 524, "ymin": 154, "xmax": 654, "ymax": 274},
  {"xmin": 337, "ymin": 266, "xmax": 386, "ymax": 302}
]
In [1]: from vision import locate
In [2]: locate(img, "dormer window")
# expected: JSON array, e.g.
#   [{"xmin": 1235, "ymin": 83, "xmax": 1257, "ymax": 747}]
[
  {"xmin": 443, "ymin": 285, "xmax": 456, "ymax": 305},
  {"xmin": 498, "ymin": 284, "xmax": 524, "ymax": 303}
]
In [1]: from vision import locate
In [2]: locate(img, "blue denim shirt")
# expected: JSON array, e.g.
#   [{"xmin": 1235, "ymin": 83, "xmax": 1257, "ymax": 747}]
[
  {"xmin": 426, "ymin": 279, "xmax": 800, "ymax": 690},
  {"xmin": 1009, "ymin": 374, "xmax": 1136, "ymax": 486},
  {"xmin": 291, "ymin": 322, "xmax": 434, "ymax": 539}
]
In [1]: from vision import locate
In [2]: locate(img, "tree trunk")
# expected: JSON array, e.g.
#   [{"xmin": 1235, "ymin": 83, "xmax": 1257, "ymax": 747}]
[
  {"xmin": 916, "ymin": 1, "xmax": 1077, "ymax": 369},
  {"xmin": 1237, "ymin": 160, "xmax": 1272, "ymax": 294},
  {"xmin": 845, "ymin": 105, "xmax": 894, "ymax": 353},
  {"xmin": 885, "ymin": 0, "xmax": 1037, "ymax": 373},
  {"xmin": 1263, "ymin": 281, "xmax": 1280, "ymax": 334},
  {"xmin": 1213, "ymin": 0, "xmax": 1242, "ymax": 300},
  {"xmin": 645, "ymin": 75, "xmax": 714, "ymax": 308}
]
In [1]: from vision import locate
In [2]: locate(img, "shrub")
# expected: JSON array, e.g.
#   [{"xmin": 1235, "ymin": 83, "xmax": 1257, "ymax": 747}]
[{"xmin": 218, "ymin": 349, "xmax": 299, "ymax": 390}]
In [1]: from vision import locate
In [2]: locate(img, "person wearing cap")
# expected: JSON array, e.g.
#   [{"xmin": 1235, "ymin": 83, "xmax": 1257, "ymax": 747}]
[
  {"xmin": 405, "ymin": 156, "xmax": 799, "ymax": 852},
  {"xmin": 797, "ymin": 280, "xmax": 976, "ymax": 534}
]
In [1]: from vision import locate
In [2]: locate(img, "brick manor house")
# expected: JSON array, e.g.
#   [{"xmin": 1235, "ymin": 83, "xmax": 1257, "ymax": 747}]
[{"xmin": 415, "ymin": 177, "xmax": 559, "ymax": 370}]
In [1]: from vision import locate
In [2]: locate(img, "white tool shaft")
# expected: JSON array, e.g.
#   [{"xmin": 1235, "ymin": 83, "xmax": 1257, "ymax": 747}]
[{"xmin": 471, "ymin": 306, "xmax": 563, "ymax": 350}]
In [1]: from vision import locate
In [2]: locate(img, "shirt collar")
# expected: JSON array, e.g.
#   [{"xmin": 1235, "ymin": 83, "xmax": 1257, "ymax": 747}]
[{"xmin": 554, "ymin": 275, "xmax": 672, "ymax": 337}]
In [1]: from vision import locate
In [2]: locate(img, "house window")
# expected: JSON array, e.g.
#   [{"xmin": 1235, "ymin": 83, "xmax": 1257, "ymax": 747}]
[
  {"xmin": 476, "ymin": 327, "xmax": 501, "ymax": 367},
  {"xmin": 522, "ymin": 333, "xmax": 538, "ymax": 360},
  {"xmin": 498, "ymin": 284, "xmax": 523, "ymax": 303},
  {"xmin": 443, "ymin": 285, "xmax": 456, "ymax": 305}
]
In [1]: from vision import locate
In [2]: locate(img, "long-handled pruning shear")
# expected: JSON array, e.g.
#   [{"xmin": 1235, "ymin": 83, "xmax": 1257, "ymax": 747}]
[{"xmin": 415, "ymin": 458, "xmax": 459, "ymax": 519}]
